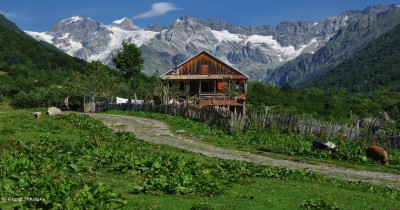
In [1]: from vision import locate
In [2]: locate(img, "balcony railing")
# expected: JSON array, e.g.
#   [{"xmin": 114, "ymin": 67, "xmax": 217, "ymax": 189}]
[{"xmin": 198, "ymin": 93, "xmax": 231, "ymax": 100}]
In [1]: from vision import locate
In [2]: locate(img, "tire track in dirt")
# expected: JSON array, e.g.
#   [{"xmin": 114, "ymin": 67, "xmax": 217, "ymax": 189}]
[{"xmin": 87, "ymin": 113, "xmax": 400, "ymax": 188}]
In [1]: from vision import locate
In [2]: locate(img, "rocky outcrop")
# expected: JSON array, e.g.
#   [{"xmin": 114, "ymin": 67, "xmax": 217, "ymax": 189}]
[{"xmin": 47, "ymin": 107, "xmax": 62, "ymax": 116}]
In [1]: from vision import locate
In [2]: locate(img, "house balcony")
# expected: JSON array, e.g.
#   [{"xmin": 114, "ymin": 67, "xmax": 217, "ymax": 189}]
[
  {"xmin": 198, "ymin": 93, "xmax": 231, "ymax": 100},
  {"xmin": 195, "ymin": 92, "xmax": 246, "ymax": 107}
]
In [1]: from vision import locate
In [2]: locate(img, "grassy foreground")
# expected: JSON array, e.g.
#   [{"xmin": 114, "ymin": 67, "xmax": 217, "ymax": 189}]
[{"xmin": 1, "ymin": 108, "xmax": 400, "ymax": 209}]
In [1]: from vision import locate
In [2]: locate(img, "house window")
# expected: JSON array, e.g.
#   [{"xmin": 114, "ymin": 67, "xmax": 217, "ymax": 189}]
[
  {"xmin": 200, "ymin": 81, "xmax": 214, "ymax": 93},
  {"xmin": 184, "ymin": 81, "xmax": 190, "ymax": 93}
]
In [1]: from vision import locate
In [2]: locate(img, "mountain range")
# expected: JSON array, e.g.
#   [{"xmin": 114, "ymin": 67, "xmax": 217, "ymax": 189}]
[{"xmin": 25, "ymin": 4, "xmax": 400, "ymax": 85}]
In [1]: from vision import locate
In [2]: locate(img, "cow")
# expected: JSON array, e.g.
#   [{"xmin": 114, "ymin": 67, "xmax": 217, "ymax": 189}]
[
  {"xmin": 33, "ymin": 112, "xmax": 41, "ymax": 119},
  {"xmin": 366, "ymin": 145, "xmax": 388, "ymax": 165},
  {"xmin": 312, "ymin": 139, "xmax": 337, "ymax": 153}
]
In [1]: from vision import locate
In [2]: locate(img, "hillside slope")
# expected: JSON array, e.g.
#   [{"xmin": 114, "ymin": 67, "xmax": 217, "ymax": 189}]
[
  {"xmin": 265, "ymin": 5, "xmax": 400, "ymax": 86},
  {"xmin": 309, "ymin": 24, "xmax": 400, "ymax": 93},
  {"xmin": 0, "ymin": 14, "xmax": 87, "ymax": 96}
]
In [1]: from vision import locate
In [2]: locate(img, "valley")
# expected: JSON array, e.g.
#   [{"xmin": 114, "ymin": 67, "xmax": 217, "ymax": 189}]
[{"xmin": 1, "ymin": 2, "xmax": 400, "ymax": 209}]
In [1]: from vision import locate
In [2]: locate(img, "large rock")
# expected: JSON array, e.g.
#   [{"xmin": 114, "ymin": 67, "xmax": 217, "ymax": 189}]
[{"xmin": 47, "ymin": 107, "xmax": 62, "ymax": 115}]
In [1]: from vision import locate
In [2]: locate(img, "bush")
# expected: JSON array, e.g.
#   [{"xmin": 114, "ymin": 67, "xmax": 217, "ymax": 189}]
[{"xmin": 10, "ymin": 87, "xmax": 67, "ymax": 108}]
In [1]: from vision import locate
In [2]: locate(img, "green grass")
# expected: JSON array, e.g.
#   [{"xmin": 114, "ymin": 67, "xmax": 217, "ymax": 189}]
[
  {"xmin": 96, "ymin": 171, "xmax": 400, "ymax": 210},
  {"xmin": 1, "ymin": 108, "xmax": 400, "ymax": 209},
  {"xmin": 105, "ymin": 110, "xmax": 400, "ymax": 174},
  {"xmin": 100, "ymin": 174, "xmax": 400, "ymax": 210}
]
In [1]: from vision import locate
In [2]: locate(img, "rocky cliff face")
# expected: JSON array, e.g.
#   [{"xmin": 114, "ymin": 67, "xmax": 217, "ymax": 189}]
[
  {"xmin": 25, "ymin": 5, "xmax": 400, "ymax": 82},
  {"xmin": 265, "ymin": 5, "xmax": 400, "ymax": 86},
  {"xmin": 141, "ymin": 15, "xmax": 342, "ymax": 78}
]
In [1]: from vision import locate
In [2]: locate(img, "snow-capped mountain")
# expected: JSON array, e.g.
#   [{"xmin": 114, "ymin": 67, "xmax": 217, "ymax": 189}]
[
  {"xmin": 26, "ymin": 15, "xmax": 334, "ymax": 79},
  {"xmin": 140, "ymin": 15, "xmax": 340, "ymax": 78},
  {"xmin": 266, "ymin": 5, "xmax": 400, "ymax": 86},
  {"xmin": 26, "ymin": 16, "xmax": 157, "ymax": 64},
  {"xmin": 25, "ymin": 5, "xmax": 400, "ymax": 81}
]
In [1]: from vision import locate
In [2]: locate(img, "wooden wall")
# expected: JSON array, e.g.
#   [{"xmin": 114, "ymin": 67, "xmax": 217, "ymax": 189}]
[{"xmin": 176, "ymin": 53, "xmax": 240, "ymax": 75}]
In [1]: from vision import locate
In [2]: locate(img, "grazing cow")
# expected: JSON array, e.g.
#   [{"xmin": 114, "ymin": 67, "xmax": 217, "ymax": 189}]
[
  {"xmin": 312, "ymin": 139, "xmax": 337, "ymax": 153},
  {"xmin": 33, "ymin": 112, "xmax": 41, "ymax": 119},
  {"xmin": 366, "ymin": 145, "xmax": 388, "ymax": 165}
]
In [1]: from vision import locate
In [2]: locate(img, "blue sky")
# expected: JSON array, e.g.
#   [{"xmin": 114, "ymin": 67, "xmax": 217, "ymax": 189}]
[{"xmin": 1, "ymin": 0, "xmax": 400, "ymax": 31}]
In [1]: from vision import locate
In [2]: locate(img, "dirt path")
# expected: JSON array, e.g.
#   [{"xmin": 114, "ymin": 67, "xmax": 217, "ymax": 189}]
[{"xmin": 87, "ymin": 113, "xmax": 400, "ymax": 188}]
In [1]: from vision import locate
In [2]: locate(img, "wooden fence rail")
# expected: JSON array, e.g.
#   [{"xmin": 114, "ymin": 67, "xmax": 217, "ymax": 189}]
[{"xmin": 93, "ymin": 102, "xmax": 400, "ymax": 149}]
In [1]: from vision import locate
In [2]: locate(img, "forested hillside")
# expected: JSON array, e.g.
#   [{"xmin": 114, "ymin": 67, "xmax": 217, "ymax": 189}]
[
  {"xmin": 309, "ymin": 24, "xmax": 400, "ymax": 93},
  {"xmin": 0, "ymin": 14, "xmax": 87, "ymax": 101},
  {"xmin": 247, "ymin": 24, "xmax": 400, "ymax": 127},
  {"xmin": 266, "ymin": 6, "xmax": 400, "ymax": 86},
  {"xmin": 0, "ymin": 14, "xmax": 90, "ymax": 108},
  {"xmin": 0, "ymin": 14, "xmax": 162, "ymax": 109}
]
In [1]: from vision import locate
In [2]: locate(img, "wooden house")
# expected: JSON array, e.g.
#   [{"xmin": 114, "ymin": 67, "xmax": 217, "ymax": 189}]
[{"xmin": 161, "ymin": 51, "xmax": 249, "ymax": 113}]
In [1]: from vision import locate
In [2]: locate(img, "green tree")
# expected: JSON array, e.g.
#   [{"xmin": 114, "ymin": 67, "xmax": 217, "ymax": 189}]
[
  {"xmin": 112, "ymin": 41, "xmax": 144, "ymax": 90},
  {"xmin": 281, "ymin": 83, "xmax": 292, "ymax": 93},
  {"xmin": 69, "ymin": 61, "xmax": 116, "ymax": 104}
]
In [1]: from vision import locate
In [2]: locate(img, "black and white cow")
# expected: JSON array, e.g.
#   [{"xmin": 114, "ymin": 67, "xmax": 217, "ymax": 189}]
[{"xmin": 312, "ymin": 139, "xmax": 337, "ymax": 153}]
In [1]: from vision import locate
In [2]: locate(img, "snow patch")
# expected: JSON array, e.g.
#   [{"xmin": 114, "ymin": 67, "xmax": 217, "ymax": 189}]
[
  {"xmin": 68, "ymin": 39, "xmax": 83, "ymax": 54},
  {"xmin": 25, "ymin": 31, "xmax": 54, "ymax": 43},
  {"xmin": 113, "ymin": 18, "xmax": 128, "ymax": 24},
  {"xmin": 89, "ymin": 26, "xmax": 157, "ymax": 61},
  {"xmin": 210, "ymin": 28, "xmax": 320, "ymax": 62},
  {"xmin": 60, "ymin": 33, "xmax": 69, "ymax": 39},
  {"xmin": 68, "ymin": 16, "xmax": 83, "ymax": 22},
  {"xmin": 209, "ymin": 29, "xmax": 243, "ymax": 44},
  {"xmin": 187, "ymin": 35, "xmax": 194, "ymax": 43},
  {"xmin": 52, "ymin": 37, "xmax": 83, "ymax": 56}
]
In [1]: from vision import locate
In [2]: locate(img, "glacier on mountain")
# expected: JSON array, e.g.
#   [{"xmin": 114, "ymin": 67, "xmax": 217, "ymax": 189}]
[{"xmin": 89, "ymin": 26, "xmax": 157, "ymax": 61}]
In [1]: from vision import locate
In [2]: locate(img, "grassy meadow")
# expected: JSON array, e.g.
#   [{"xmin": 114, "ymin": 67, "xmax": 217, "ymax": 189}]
[{"xmin": 1, "ymin": 108, "xmax": 400, "ymax": 209}]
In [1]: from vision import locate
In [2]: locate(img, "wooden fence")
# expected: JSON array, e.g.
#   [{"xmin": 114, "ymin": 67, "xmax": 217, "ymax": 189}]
[{"xmin": 94, "ymin": 102, "xmax": 400, "ymax": 149}]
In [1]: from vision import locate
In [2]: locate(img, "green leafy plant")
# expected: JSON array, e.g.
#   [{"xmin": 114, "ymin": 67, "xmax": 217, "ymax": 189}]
[{"xmin": 301, "ymin": 198, "xmax": 340, "ymax": 210}]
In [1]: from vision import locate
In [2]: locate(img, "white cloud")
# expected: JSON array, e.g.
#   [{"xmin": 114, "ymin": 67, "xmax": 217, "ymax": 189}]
[{"xmin": 132, "ymin": 2, "xmax": 180, "ymax": 20}]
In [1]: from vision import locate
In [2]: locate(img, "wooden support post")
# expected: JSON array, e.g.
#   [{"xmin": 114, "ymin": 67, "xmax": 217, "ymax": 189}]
[{"xmin": 199, "ymin": 81, "xmax": 201, "ymax": 94}]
